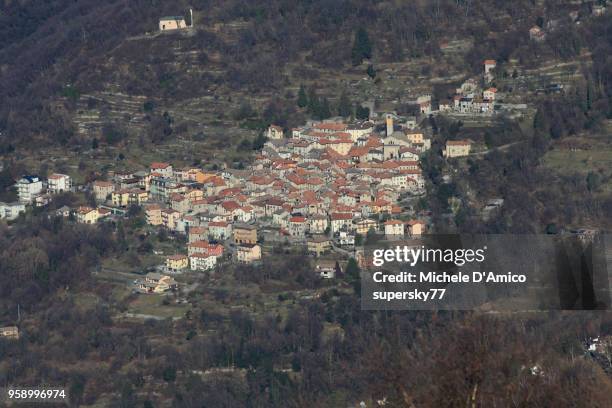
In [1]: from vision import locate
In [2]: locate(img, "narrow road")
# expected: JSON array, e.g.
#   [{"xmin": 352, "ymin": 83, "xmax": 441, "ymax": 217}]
[{"xmin": 469, "ymin": 140, "xmax": 524, "ymax": 157}]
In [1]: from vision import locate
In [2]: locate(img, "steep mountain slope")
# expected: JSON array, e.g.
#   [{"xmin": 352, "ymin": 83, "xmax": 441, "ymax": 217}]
[{"xmin": 0, "ymin": 0, "xmax": 609, "ymax": 157}]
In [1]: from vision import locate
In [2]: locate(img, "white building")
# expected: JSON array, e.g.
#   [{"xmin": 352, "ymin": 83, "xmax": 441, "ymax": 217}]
[
  {"xmin": 47, "ymin": 173, "xmax": 72, "ymax": 194},
  {"xmin": 92, "ymin": 181, "xmax": 114, "ymax": 202},
  {"xmin": 288, "ymin": 216, "xmax": 307, "ymax": 238},
  {"xmin": 0, "ymin": 202, "xmax": 26, "ymax": 220},
  {"xmin": 150, "ymin": 162, "xmax": 174, "ymax": 178},
  {"xmin": 208, "ymin": 221, "xmax": 231, "ymax": 240},
  {"xmin": 384, "ymin": 220, "xmax": 405, "ymax": 238},
  {"xmin": 159, "ymin": 15, "xmax": 188, "ymax": 31},
  {"xmin": 16, "ymin": 175, "xmax": 43, "ymax": 204},
  {"xmin": 338, "ymin": 231, "xmax": 355, "ymax": 246},
  {"xmin": 190, "ymin": 254, "xmax": 217, "ymax": 271},
  {"xmin": 330, "ymin": 213, "xmax": 353, "ymax": 234},
  {"xmin": 484, "ymin": 59, "xmax": 496, "ymax": 83}
]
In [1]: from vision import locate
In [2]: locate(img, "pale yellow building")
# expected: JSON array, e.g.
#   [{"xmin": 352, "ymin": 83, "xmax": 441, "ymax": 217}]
[
  {"xmin": 128, "ymin": 190, "xmax": 148, "ymax": 206},
  {"xmin": 165, "ymin": 254, "xmax": 189, "ymax": 272},
  {"xmin": 407, "ymin": 220, "xmax": 425, "ymax": 236},
  {"xmin": 76, "ymin": 207, "xmax": 99, "ymax": 224},
  {"xmin": 159, "ymin": 16, "xmax": 188, "ymax": 31},
  {"xmin": 93, "ymin": 181, "xmax": 114, "ymax": 202},
  {"xmin": 185, "ymin": 188, "xmax": 204, "ymax": 202},
  {"xmin": 111, "ymin": 190, "xmax": 130, "ymax": 207},
  {"xmin": 326, "ymin": 140, "xmax": 353, "ymax": 155},
  {"xmin": 355, "ymin": 218, "xmax": 377, "ymax": 235},
  {"xmin": 266, "ymin": 125, "xmax": 285, "ymax": 140},
  {"xmin": 307, "ymin": 236, "xmax": 332, "ymax": 257},
  {"xmin": 145, "ymin": 205, "xmax": 162, "ymax": 226},
  {"xmin": 161, "ymin": 208, "xmax": 181, "ymax": 230},
  {"xmin": 233, "ymin": 224, "xmax": 258, "ymax": 245},
  {"xmin": 236, "ymin": 244, "xmax": 262, "ymax": 263},
  {"xmin": 406, "ymin": 131, "xmax": 424, "ymax": 144},
  {"xmin": 443, "ymin": 140, "xmax": 471, "ymax": 158}
]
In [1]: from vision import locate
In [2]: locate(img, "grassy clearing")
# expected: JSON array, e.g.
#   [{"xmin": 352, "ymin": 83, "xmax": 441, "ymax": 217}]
[
  {"xmin": 127, "ymin": 294, "xmax": 190, "ymax": 319},
  {"xmin": 542, "ymin": 135, "xmax": 612, "ymax": 193},
  {"xmin": 543, "ymin": 147, "xmax": 612, "ymax": 174}
]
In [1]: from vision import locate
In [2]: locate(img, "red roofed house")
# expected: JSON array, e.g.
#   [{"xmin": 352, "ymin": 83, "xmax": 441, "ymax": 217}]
[
  {"xmin": 384, "ymin": 220, "xmax": 405, "ymax": 238},
  {"xmin": 483, "ymin": 87, "xmax": 497, "ymax": 101},
  {"xmin": 289, "ymin": 216, "xmax": 307, "ymax": 238},
  {"xmin": 220, "ymin": 200, "xmax": 241, "ymax": 219},
  {"xmin": 407, "ymin": 220, "xmax": 425, "ymax": 236},
  {"xmin": 484, "ymin": 59, "xmax": 496, "ymax": 82},
  {"xmin": 188, "ymin": 226, "xmax": 208, "ymax": 243},
  {"xmin": 150, "ymin": 162, "xmax": 173, "ymax": 178},
  {"xmin": 188, "ymin": 241, "xmax": 224, "ymax": 257},
  {"xmin": 47, "ymin": 173, "xmax": 72, "ymax": 194},
  {"xmin": 314, "ymin": 122, "xmax": 348, "ymax": 133},
  {"xmin": 330, "ymin": 212, "xmax": 353, "ymax": 233},
  {"xmin": 189, "ymin": 254, "xmax": 218, "ymax": 271}
]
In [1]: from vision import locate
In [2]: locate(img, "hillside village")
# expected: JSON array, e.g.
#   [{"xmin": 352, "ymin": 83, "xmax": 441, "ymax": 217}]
[
  {"xmin": 3, "ymin": 47, "xmax": 602, "ymax": 295},
  {"xmin": 1, "ymin": 1, "xmax": 612, "ymax": 406},
  {"xmin": 3, "ymin": 108, "xmax": 461, "ymax": 293}
]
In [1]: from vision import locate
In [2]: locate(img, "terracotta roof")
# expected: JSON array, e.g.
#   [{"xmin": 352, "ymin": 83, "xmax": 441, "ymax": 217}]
[
  {"xmin": 331, "ymin": 213, "xmax": 353, "ymax": 220},
  {"xmin": 167, "ymin": 254, "xmax": 188, "ymax": 260},
  {"xmin": 446, "ymin": 140, "xmax": 472, "ymax": 146},
  {"xmin": 221, "ymin": 201, "xmax": 241, "ymax": 211},
  {"xmin": 190, "ymin": 254, "xmax": 215, "ymax": 259},
  {"xmin": 151, "ymin": 162, "xmax": 171, "ymax": 169},
  {"xmin": 77, "ymin": 206, "xmax": 96, "ymax": 214},
  {"xmin": 314, "ymin": 122, "xmax": 348, "ymax": 131}
]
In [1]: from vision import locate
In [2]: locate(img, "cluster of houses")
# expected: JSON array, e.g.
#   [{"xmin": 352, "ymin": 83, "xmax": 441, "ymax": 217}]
[
  {"xmin": 529, "ymin": 4, "xmax": 607, "ymax": 42},
  {"xmin": 2, "ymin": 114, "xmax": 483, "ymax": 293},
  {"xmin": 46, "ymin": 115, "xmax": 443, "ymax": 288},
  {"xmin": 134, "ymin": 273, "xmax": 178, "ymax": 294},
  {"xmin": 0, "ymin": 173, "xmax": 73, "ymax": 221},
  {"xmin": 438, "ymin": 60, "xmax": 499, "ymax": 115}
]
